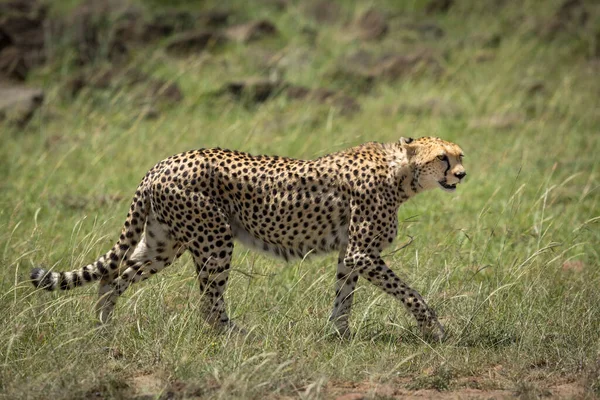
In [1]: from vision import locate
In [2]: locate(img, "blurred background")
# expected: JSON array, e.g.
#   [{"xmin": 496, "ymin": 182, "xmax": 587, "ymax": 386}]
[{"xmin": 1, "ymin": 0, "xmax": 599, "ymax": 398}]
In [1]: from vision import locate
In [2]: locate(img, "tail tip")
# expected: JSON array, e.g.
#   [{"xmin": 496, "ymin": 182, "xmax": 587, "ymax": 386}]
[{"xmin": 30, "ymin": 267, "xmax": 53, "ymax": 291}]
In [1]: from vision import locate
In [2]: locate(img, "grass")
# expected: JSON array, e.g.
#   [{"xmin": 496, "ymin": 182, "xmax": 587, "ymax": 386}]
[{"xmin": 1, "ymin": 0, "xmax": 599, "ymax": 398}]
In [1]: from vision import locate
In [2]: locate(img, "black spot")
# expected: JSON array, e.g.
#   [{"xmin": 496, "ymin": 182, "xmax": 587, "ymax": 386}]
[
  {"xmin": 59, "ymin": 273, "xmax": 69, "ymax": 290},
  {"xmin": 72, "ymin": 273, "xmax": 82, "ymax": 287},
  {"xmin": 83, "ymin": 270, "xmax": 92, "ymax": 282},
  {"xmin": 97, "ymin": 261, "xmax": 107, "ymax": 275}
]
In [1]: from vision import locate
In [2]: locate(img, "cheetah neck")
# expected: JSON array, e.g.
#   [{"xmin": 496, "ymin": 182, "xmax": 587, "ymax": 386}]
[{"xmin": 384, "ymin": 144, "xmax": 420, "ymax": 206}]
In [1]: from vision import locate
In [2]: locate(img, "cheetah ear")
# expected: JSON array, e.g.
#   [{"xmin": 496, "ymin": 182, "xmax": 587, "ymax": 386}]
[{"xmin": 399, "ymin": 137, "xmax": 417, "ymax": 158}]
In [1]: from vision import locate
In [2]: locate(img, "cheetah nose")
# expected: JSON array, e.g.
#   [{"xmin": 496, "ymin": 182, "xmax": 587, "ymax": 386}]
[{"xmin": 454, "ymin": 171, "xmax": 466, "ymax": 180}]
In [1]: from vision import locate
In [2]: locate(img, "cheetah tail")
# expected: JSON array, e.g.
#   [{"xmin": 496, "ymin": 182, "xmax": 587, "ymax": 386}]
[{"xmin": 30, "ymin": 184, "xmax": 150, "ymax": 291}]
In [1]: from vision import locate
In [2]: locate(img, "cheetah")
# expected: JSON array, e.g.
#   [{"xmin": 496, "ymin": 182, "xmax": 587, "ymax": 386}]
[{"xmin": 31, "ymin": 137, "xmax": 466, "ymax": 340}]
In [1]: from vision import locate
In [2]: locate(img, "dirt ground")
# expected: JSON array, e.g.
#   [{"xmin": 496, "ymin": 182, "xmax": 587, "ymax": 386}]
[{"xmin": 129, "ymin": 372, "xmax": 587, "ymax": 399}]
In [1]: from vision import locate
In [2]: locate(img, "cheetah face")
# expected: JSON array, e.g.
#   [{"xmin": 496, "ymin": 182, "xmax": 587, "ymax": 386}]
[
  {"xmin": 402, "ymin": 137, "xmax": 466, "ymax": 193},
  {"xmin": 435, "ymin": 152, "xmax": 466, "ymax": 192}
]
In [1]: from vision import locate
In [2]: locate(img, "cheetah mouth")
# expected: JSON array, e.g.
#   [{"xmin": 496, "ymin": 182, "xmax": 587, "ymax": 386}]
[{"xmin": 438, "ymin": 180, "xmax": 458, "ymax": 192}]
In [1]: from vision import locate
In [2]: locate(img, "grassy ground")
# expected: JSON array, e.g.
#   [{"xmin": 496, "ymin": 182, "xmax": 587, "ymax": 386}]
[{"xmin": 1, "ymin": 0, "xmax": 599, "ymax": 398}]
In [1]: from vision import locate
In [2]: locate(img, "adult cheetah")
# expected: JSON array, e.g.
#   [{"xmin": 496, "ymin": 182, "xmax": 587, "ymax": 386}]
[{"xmin": 31, "ymin": 137, "xmax": 466, "ymax": 340}]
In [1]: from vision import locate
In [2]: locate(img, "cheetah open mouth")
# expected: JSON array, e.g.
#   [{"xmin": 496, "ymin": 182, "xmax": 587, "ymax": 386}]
[{"xmin": 438, "ymin": 180, "xmax": 457, "ymax": 192}]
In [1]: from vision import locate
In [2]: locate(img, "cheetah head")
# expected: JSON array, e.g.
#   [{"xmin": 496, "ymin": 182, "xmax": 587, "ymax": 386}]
[{"xmin": 400, "ymin": 137, "xmax": 466, "ymax": 193}]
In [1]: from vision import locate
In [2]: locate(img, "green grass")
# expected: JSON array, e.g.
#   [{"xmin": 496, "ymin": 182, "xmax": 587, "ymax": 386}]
[{"xmin": 1, "ymin": 0, "xmax": 599, "ymax": 398}]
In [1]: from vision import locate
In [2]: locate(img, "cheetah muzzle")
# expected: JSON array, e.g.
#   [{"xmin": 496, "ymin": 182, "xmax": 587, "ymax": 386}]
[{"xmin": 438, "ymin": 179, "xmax": 458, "ymax": 192}]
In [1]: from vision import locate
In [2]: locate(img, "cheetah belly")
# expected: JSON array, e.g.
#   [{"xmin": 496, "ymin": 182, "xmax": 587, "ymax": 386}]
[{"xmin": 230, "ymin": 217, "xmax": 348, "ymax": 261}]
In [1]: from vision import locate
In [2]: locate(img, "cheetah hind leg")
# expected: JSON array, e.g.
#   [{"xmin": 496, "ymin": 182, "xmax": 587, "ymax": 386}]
[{"xmin": 96, "ymin": 219, "xmax": 183, "ymax": 324}]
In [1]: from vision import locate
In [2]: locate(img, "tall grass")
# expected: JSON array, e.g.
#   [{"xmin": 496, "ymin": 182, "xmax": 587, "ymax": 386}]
[{"xmin": 1, "ymin": 0, "xmax": 599, "ymax": 398}]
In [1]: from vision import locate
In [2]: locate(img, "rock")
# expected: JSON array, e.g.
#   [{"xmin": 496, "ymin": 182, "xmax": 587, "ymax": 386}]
[
  {"xmin": 0, "ymin": 29, "xmax": 11, "ymax": 52},
  {"xmin": 484, "ymin": 33, "xmax": 502, "ymax": 48},
  {"xmin": 140, "ymin": 105, "xmax": 160, "ymax": 120},
  {"xmin": 538, "ymin": 0, "xmax": 588, "ymax": 39},
  {"xmin": 165, "ymin": 30, "xmax": 228, "ymax": 56},
  {"xmin": 0, "ymin": 0, "xmax": 47, "ymax": 80},
  {"xmin": 474, "ymin": 50, "xmax": 495, "ymax": 63},
  {"xmin": 309, "ymin": 87, "xmax": 337, "ymax": 102},
  {"xmin": 0, "ymin": 46, "xmax": 28, "ymax": 80},
  {"xmin": 149, "ymin": 79, "xmax": 183, "ymax": 103},
  {"xmin": 107, "ymin": 38, "xmax": 128, "ymax": 63},
  {"xmin": 0, "ymin": 0, "xmax": 40, "ymax": 14},
  {"xmin": 113, "ymin": 20, "xmax": 141, "ymax": 45},
  {"xmin": 154, "ymin": 10, "xmax": 196, "ymax": 32},
  {"xmin": 521, "ymin": 80, "xmax": 545, "ymax": 96},
  {"xmin": 225, "ymin": 20, "xmax": 278, "ymax": 43},
  {"xmin": 114, "ymin": 9, "xmax": 193, "ymax": 44},
  {"xmin": 303, "ymin": 1, "xmax": 341, "ymax": 23},
  {"xmin": 197, "ymin": 10, "xmax": 233, "ymax": 28},
  {"xmin": 356, "ymin": 8, "xmax": 388, "ymax": 41},
  {"xmin": 225, "ymin": 78, "xmax": 284, "ymax": 103},
  {"xmin": 0, "ymin": 15, "xmax": 43, "ymax": 46},
  {"xmin": 0, "ymin": 84, "xmax": 44, "ymax": 126},
  {"xmin": 140, "ymin": 22, "xmax": 175, "ymax": 42},
  {"xmin": 332, "ymin": 49, "xmax": 443, "ymax": 90},
  {"xmin": 65, "ymin": 74, "xmax": 85, "ymax": 97},
  {"xmin": 285, "ymin": 85, "xmax": 311, "ymax": 99},
  {"xmin": 555, "ymin": 0, "xmax": 588, "ymax": 25},
  {"xmin": 223, "ymin": 79, "xmax": 360, "ymax": 115},
  {"xmin": 425, "ymin": 0, "xmax": 454, "ymax": 14},
  {"xmin": 133, "ymin": 8, "xmax": 207, "ymax": 42},
  {"xmin": 285, "ymin": 85, "xmax": 360, "ymax": 116},
  {"xmin": 66, "ymin": 67, "xmax": 183, "ymax": 105},
  {"xmin": 373, "ymin": 54, "xmax": 418, "ymax": 78},
  {"xmin": 371, "ymin": 50, "xmax": 443, "ymax": 79},
  {"xmin": 403, "ymin": 22, "xmax": 445, "ymax": 40}
]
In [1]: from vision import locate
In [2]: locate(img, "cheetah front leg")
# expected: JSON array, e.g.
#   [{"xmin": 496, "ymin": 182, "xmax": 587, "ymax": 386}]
[
  {"xmin": 346, "ymin": 251, "xmax": 445, "ymax": 341},
  {"xmin": 186, "ymin": 228, "xmax": 244, "ymax": 333}
]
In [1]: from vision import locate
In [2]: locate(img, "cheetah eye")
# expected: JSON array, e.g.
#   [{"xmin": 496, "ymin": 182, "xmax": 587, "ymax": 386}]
[{"xmin": 437, "ymin": 155, "xmax": 448, "ymax": 161}]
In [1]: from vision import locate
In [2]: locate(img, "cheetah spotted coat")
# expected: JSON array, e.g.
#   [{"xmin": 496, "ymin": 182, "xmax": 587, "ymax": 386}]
[{"xmin": 31, "ymin": 137, "xmax": 466, "ymax": 340}]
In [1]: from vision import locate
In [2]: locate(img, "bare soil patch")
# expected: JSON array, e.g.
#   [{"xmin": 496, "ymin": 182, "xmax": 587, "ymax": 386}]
[{"xmin": 327, "ymin": 379, "xmax": 585, "ymax": 400}]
